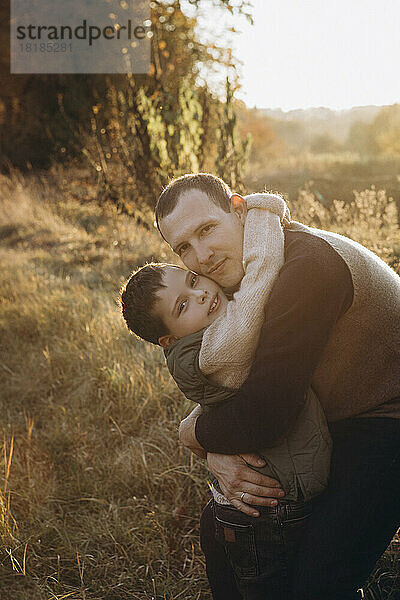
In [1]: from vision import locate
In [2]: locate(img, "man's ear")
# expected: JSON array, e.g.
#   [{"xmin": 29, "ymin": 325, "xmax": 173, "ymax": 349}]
[
  {"xmin": 230, "ymin": 193, "xmax": 247, "ymax": 224},
  {"xmin": 158, "ymin": 334, "xmax": 179, "ymax": 348}
]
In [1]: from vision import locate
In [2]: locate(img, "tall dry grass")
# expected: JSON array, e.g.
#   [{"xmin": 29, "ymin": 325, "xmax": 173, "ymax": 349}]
[
  {"xmin": 291, "ymin": 184, "xmax": 400, "ymax": 272},
  {"xmin": 0, "ymin": 167, "xmax": 399, "ymax": 598},
  {"xmin": 0, "ymin": 170, "xmax": 211, "ymax": 599}
]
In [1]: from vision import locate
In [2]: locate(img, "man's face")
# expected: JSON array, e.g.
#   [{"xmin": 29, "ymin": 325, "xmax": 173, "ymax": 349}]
[
  {"xmin": 158, "ymin": 189, "xmax": 247, "ymax": 290},
  {"xmin": 154, "ymin": 266, "xmax": 228, "ymax": 347}
]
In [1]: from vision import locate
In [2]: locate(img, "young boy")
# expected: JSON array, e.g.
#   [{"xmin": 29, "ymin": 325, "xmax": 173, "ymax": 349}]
[{"xmin": 121, "ymin": 193, "xmax": 332, "ymax": 599}]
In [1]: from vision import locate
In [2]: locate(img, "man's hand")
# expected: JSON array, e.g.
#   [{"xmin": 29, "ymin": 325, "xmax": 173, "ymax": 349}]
[
  {"xmin": 179, "ymin": 410, "xmax": 285, "ymax": 515},
  {"xmin": 179, "ymin": 406, "xmax": 207, "ymax": 459},
  {"xmin": 207, "ymin": 453, "xmax": 285, "ymax": 517}
]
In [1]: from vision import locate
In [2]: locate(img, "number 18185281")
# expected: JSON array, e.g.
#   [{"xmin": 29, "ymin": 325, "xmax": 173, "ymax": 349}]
[{"xmin": 19, "ymin": 42, "xmax": 72, "ymax": 52}]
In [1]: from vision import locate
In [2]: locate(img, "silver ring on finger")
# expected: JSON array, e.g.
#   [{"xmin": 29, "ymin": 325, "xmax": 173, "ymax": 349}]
[{"xmin": 240, "ymin": 492, "xmax": 247, "ymax": 503}]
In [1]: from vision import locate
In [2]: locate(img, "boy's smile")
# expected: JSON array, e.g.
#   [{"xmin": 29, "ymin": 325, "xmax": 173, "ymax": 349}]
[{"xmin": 154, "ymin": 266, "xmax": 228, "ymax": 347}]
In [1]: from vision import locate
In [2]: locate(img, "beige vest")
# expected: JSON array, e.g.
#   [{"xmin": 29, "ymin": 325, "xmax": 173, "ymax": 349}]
[{"xmin": 289, "ymin": 221, "xmax": 400, "ymax": 421}]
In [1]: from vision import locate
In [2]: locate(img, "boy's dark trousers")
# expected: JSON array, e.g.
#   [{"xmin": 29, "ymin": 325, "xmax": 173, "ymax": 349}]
[
  {"xmin": 200, "ymin": 417, "xmax": 400, "ymax": 600},
  {"xmin": 201, "ymin": 497, "xmax": 313, "ymax": 600}
]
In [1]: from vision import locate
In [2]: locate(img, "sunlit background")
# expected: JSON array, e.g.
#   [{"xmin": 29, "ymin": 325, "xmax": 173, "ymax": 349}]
[{"xmin": 187, "ymin": 0, "xmax": 400, "ymax": 110}]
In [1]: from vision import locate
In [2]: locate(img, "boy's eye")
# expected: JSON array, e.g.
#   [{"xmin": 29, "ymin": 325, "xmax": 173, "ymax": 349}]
[
  {"xmin": 178, "ymin": 299, "xmax": 187, "ymax": 315},
  {"xmin": 190, "ymin": 273, "xmax": 197, "ymax": 287}
]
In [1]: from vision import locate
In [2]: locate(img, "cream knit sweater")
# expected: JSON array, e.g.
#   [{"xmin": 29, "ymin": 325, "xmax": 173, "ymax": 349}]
[{"xmin": 199, "ymin": 193, "xmax": 290, "ymax": 388}]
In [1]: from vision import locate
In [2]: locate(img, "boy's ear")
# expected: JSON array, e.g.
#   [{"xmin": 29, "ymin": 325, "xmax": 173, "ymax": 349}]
[
  {"xmin": 158, "ymin": 334, "xmax": 179, "ymax": 348},
  {"xmin": 230, "ymin": 193, "xmax": 247, "ymax": 224}
]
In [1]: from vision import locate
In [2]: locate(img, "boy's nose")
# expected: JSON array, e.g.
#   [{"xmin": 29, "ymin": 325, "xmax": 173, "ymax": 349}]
[{"xmin": 194, "ymin": 289, "xmax": 208, "ymax": 303}]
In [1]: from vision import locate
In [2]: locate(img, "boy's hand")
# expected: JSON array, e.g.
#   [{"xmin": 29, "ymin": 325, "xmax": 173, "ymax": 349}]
[{"xmin": 206, "ymin": 453, "xmax": 284, "ymax": 517}]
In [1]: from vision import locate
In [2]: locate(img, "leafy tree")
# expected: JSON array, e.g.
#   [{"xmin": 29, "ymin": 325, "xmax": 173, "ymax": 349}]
[
  {"xmin": 347, "ymin": 120, "xmax": 379, "ymax": 156},
  {"xmin": 346, "ymin": 104, "xmax": 400, "ymax": 157},
  {"xmin": 372, "ymin": 104, "xmax": 400, "ymax": 156},
  {"xmin": 0, "ymin": 0, "xmax": 253, "ymax": 169},
  {"xmin": 215, "ymin": 78, "xmax": 251, "ymax": 192},
  {"xmin": 85, "ymin": 76, "xmax": 250, "ymax": 216},
  {"xmin": 236, "ymin": 103, "xmax": 281, "ymax": 166}
]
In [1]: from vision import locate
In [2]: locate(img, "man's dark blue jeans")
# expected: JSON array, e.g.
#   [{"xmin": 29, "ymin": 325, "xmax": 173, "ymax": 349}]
[
  {"xmin": 200, "ymin": 417, "xmax": 400, "ymax": 600},
  {"xmin": 201, "ymin": 498, "xmax": 312, "ymax": 600}
]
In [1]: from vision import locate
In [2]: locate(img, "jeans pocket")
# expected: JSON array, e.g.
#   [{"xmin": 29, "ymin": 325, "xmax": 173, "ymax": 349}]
[
  {"xmin": 284, "ymin": 512, "xmax": 312, "ymax": 526},
  {"xmin": 215, "ymin": 515, "xmax": 258, "ymax": 579}
]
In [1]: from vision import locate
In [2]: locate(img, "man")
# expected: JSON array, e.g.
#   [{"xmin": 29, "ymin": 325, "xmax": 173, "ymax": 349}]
[{"xmin": 155, "ymin": 172, "xmax": 400, "ymax": 600}]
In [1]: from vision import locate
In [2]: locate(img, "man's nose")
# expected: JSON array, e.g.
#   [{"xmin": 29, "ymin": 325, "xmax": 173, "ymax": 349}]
[{"xmin": 196, "ymin": 245, "xmax": 214, "ymax": 265}]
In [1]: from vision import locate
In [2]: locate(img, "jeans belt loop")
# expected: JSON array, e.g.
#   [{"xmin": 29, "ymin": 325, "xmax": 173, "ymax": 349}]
[{"xmin": 279, "ymin": 501, "xmax": 287, "ymax": 521}]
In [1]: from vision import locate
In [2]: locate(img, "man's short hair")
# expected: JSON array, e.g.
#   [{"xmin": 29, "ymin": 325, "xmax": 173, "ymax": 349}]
[
  {"xmin": 155, "ymin": 173, "xmax": 232, "ymax": 234},
  {"xmin": 120, "ymin": 263, "xmax": 169, "ymax": 345}
]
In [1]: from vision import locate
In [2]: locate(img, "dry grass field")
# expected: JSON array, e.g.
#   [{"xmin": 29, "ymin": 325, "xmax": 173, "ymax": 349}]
[{"xmin": 0, "ymin": 166, "xmax": 399, "ymax": 599}]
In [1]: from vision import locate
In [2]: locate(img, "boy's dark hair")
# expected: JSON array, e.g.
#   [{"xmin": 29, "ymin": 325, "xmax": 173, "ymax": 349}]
[
  {"xmin": 120, "ymin": 263, "xmax": 170, "ymax": 345},
  {"xmin": 155, "ymin": 173, "xmax": 232, "ymax": 236}
]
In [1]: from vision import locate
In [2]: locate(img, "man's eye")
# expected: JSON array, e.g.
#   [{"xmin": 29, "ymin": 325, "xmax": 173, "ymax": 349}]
[
  {"xmin": 178, "ymin": 299, "xmax": 187, "ymax": 315},
  {"xmin": 201, "ymin": 225, "xmax": 213, "ymax": 236},
  {"xmin": 190, "ymin": 274, "xmax": 197, "ymax": 287}
]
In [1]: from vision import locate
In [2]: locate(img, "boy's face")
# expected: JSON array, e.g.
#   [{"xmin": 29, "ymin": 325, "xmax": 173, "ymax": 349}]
[
  {"xmin": 154, "ymin": 266, "xmax": 228, "ymax": 348},
  {"xmin": 158, "ymin": 189, "xmax": 247, "ymax": 291}
]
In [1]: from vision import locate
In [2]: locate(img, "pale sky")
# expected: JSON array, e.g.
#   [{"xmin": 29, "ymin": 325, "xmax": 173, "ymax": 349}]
[{"xmin": 184, "ymin": 0, "xmax": 400, "ymax": 111}]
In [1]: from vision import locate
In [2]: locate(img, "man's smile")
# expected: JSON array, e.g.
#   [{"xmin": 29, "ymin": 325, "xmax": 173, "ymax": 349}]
[{"xmin": 208, "ymin": 259, "xmax": 227, "ymax": 275}]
